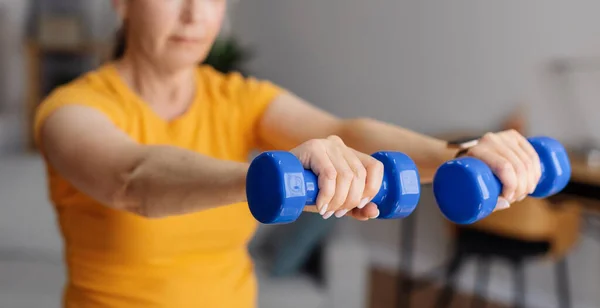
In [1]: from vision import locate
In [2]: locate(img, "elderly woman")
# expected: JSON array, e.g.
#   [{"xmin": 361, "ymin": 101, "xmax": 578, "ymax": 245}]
[{"xmin": 34, "ymin": 0, "xmax": 540, "ymax": 307}]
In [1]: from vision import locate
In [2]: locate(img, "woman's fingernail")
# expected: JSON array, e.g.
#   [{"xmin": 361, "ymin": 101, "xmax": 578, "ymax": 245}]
[
  {"xmin": 335, "ymin": 209, "xmax": 349, "ymax": 218},
  {"xmin": 320, "ymin": 204, "xmax": 328, "ymax": 215},
  {"xmin": 358, "ymin": 198, "xmax": 370, "ymax": 209},
  {"xmin": 495, "ymin": 198, "xmax": 511, "ymax": 210},
  {"xmin": 323, "ymin": 211, "xmax": 335, "ymax": 219},
  {"xmin": 370, "ymin": 209, "xmax": 380, "ymax": 219}
]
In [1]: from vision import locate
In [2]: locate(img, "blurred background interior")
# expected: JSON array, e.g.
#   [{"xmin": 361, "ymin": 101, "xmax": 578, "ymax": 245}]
[{"xmin": 1, "ymin": 1, "xmax": 600, "ymax": 308}]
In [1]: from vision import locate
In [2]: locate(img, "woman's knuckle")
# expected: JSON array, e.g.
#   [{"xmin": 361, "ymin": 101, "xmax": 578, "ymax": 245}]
[
  {"xmin": 305, "ymin": 139, "xmax": 322, "ymax": 151},
  {"xmin": 503, "ymin": 177, "xmax": 518, "ymax": 190},
  {"xmin": 326, "ymin": 135, "xmax": 344, "ymax": 144},
  {"xmin": 526, "ymin": 159, "xmax": 535, "ymax": 175},
  {"xmin": 323, "ymin": 167, "xmax": 337, "ymax": 180},
  {"xmin": 534, "ymin": 169, "xmax": 542, "ymax": 181},
  {"xmin": 339, "ymin": 169, "xmax": 354, "ymax": 181},
  {"xmin": 517, "ymin": 181, "xmax": 528, "ymax": 193},
  {"xmin": 365, "ymin": 182, "xmax": 379, "ymax": 196},
  {"xmin": 514, "ymin": 161, "xmax": 526, "ymax": 175},
  {"xmin": 365, "ymin": 157, "xmax": 382, "ymax": 168},
  {"xmin": 531, "ymin": 153, "xmax": 540, "ymax": 166},
  {"xmin": 465, "ymin": 146, "xmax": 478, "ymax": 157},
  {"xmin": 507, "ymin": 129, "xmax": 519, "ymax": 136},
  {"xmin": 481, "ymin": 132, "xmax": 496, "ymax": 142},
  {"xmin": 372, "ymin": 160, "xmax": 384, "ymax": 172},
  {"xmin": 322, "ymin": 184, "xmax": 334, "ymax": 195},
  {"xmin": 355, "ymin": 165, "xmax": 367, "ymax": 179},
  {"xmin": 524, "ymin": 156, "xmax": 533, "ymax": 168},
  {"xmin": 494, "ymin": 160, "xmax": 512, "ymax": 174}
]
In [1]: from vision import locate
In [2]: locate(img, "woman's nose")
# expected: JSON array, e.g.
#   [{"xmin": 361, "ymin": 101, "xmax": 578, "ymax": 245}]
[{"xmin": 182, "ymin": 0, "xmax": 211, "ymax": 24}]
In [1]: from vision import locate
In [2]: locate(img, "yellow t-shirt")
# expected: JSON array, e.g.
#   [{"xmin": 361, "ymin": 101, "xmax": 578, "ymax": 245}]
[{"xmin": 33, "ymin": 63, "xmax": 283, "ymax": 308}]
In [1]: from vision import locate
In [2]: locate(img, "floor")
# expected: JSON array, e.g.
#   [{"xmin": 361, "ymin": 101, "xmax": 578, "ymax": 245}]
[{"xmin": 369, "ymin": 267, "xmax": 509, "ymax": 308}]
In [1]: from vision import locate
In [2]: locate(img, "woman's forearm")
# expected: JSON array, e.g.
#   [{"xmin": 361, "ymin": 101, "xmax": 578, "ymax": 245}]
[
  {"xmin": 114, "ymin": 145, "xmax": 249, "ymax": 218},
  {"xmin": 337, "ymin": 118, "xmax": 458, "ymax": 183}
]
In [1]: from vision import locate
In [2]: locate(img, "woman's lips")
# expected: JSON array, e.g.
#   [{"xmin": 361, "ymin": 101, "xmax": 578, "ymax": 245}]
[{"xmin": 170, "ymin": 36, "xmax": 201, "ymax": 44}]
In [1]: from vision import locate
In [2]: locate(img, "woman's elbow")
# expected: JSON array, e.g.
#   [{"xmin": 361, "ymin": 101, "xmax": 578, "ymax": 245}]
[{"xmin": 110, "ymin": 157, "xmax": 159, "ymax": 219}]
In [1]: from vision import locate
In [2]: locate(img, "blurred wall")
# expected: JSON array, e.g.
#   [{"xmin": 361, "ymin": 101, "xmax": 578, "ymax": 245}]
[
  {"xmin": 0, "ymin": 0, "xmax": 28, "ymax": 112},
  {"xmin": 0, "ymin": 0, "xmax": 30, "ymax": 153},
  {"xmin": 232, "ymin": 1, "xmax": 600, "ymax": 307},
  {"xmin": 232, "ymin": 0, "xmax": 600, "ymax": 146},
  {"xmin": 0, "ymin": 0, "xmax": 117, "ymax": 153}
]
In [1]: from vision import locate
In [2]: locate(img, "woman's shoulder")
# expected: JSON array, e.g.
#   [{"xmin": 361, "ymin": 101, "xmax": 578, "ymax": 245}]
[{"xmin": 35, "ymin": 64, "xmax": 129, "ymax": 134}]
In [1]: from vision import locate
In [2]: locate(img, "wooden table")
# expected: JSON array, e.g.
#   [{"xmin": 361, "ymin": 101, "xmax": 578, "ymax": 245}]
[{"xmin": 560, "ymin": 153, "xmax": 600, "ymax": 210}]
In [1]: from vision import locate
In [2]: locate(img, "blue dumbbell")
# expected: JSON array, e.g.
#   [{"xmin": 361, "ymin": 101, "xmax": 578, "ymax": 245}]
[
  {"xmin": 246, "ymin": 151, "xmax": 421, "ymax": 224},
  {"xmin": 433, "ymin": 136, "xmax": 571, "ymax": 224}
]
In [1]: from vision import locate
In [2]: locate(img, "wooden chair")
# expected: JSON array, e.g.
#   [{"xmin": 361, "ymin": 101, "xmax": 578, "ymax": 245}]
[{"xmin": 435, "ymin": 197, "xmax": 581, "ymax": 308}]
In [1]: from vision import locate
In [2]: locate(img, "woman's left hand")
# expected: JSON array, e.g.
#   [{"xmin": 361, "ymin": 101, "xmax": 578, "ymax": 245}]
[{"xmin": 462, "ymin": 129, "xmax": 542, "ymax": 211}]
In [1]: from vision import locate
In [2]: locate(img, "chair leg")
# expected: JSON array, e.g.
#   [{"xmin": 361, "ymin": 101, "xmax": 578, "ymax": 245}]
[
  {"xmin": 434, "ymin": 252, "xmax": 464, "ymax": 308},
  {"xmin": 512, "ymin": 259, "xmax": 526, "ymax": 308},
  {"xmin": 398, "ymin": 213, "xmax": 418, "ymax": 308},
  {"xmin": 472, "ymin": 256, "xmax": 490, "ymax": 308},
  {"xmin": 555, "ymin": 258, "xmax": 571, "ymax": 308}
]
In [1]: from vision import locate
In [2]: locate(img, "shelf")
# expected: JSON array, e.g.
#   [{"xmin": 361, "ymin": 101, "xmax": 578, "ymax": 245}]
[
  {"xmin": 23, "ymin": 40, "xmax": 112, "ymax": 151},
  {"xmin": 26, "ymin": 40, "xmax": 111, "ymax": 54}
]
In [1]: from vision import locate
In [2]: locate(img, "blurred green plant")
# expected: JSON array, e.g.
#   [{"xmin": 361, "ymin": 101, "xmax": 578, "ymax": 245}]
[{"xmin": 203, "ymin": 36, "xmax": 252, "ymax": 74}]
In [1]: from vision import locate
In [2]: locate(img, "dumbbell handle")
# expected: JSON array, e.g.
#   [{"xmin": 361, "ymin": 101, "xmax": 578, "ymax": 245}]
[{"xmin": 287, "ymin": 169, "xmax": 390, "ymax": 207}]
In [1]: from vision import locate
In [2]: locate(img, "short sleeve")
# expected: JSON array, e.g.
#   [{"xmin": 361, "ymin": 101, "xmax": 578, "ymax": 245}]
[
  {"xmin": 33, "ymin": 85, "xmax": 126, "ymax": 149},
  {"xmin": 240, "ymin": 76, "xmax": 284, "ymax": 125},
  {"xmin": 213, "ymin": 69, "xmax": 285, "ymax": 149},
  {"xmin": 241, "ymin": 76, "xmax": 285, "ymax": 149}
]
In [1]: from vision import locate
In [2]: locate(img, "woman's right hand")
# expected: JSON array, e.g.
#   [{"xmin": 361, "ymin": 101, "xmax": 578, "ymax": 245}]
[{"xmin": 290, "ymin": 135, "xmax": 384, "ymax": 220}]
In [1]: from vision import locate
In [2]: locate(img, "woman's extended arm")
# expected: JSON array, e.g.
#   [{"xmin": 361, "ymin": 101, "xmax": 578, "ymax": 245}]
[
  {"xmin": 39, "ymin": 105, "xmax": 250, "ymax": 218},
  {"xmin": 39, "ymin": 104, "xmax": 382, "ymax": 220},
  {"xmin": 258, "ymin": 92, "xmax": 541, "ymax": 207}
]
